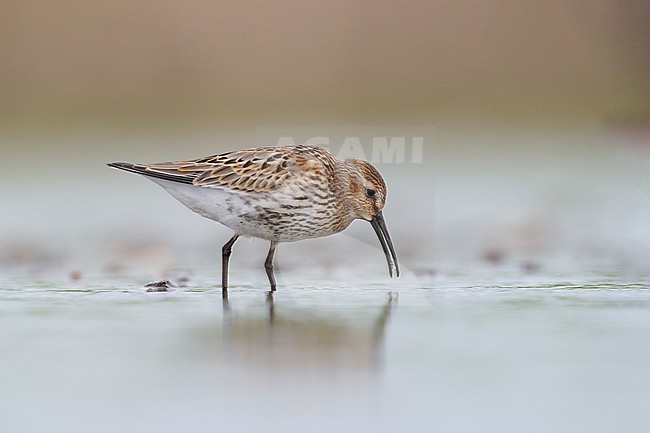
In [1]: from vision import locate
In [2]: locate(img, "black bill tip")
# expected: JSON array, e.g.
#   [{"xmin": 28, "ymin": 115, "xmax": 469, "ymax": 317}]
[{"xmin": 370, "ymin": 211, "xmax": 400, "ymax": 278}]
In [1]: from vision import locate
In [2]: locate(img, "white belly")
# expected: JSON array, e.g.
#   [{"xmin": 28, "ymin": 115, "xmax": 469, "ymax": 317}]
[{"xmin": 149, "ymin": 178, "xmax": 338, "ymax": 242}]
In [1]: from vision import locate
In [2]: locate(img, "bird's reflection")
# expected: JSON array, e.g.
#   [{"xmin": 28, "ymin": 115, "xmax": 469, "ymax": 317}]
[{"xmin": 218, "ymin": 290, "xmax": 397, "ymax": 374}]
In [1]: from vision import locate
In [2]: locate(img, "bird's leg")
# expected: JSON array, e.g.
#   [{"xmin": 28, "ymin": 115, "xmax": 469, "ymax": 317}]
[
  {"xmin": 264, "ymin": 241, "xmax": 278, "ymax": 292},
  {"xmin": 221, "ymin": 234, "xmax": 239, "ymax": 298}
]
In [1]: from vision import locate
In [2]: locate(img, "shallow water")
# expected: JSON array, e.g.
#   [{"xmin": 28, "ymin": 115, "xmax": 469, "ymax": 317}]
[{"xmin": 2, "ymin": 268, "xmax": 649, "ymax": 433}]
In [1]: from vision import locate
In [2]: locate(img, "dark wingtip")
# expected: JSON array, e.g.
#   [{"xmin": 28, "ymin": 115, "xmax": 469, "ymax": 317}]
[
  {"xmin": 107, "ymin": 162, "xmax": 146, "ymax": 176},
  {"xmin": 107, "ymin": 161, "xmax": 194, "ymax": 184},
  {"xmin": 107, "ymin": 162, "xmax": 133, "ymax": 169}
]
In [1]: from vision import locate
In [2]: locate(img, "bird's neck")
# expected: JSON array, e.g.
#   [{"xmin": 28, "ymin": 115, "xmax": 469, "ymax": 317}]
[{"xmin": 333, "ymin": 160, "xmax": 359, "ymax": 229}]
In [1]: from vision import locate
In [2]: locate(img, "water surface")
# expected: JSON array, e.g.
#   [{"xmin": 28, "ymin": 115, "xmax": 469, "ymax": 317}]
[{"xmin": 2, "ymin": 268, "xmax": 649, "ymax": 433}]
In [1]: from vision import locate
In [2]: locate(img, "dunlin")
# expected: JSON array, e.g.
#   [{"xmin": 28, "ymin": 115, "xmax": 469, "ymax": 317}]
[{"xmin": 108, "ymin": 144, "xmax": 399, "ymax": 295}]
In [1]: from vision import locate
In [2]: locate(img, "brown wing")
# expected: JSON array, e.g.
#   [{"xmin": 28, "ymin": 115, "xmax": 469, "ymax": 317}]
[{"xmin": 134, "ymin": 145, "xmax": 331, "ymax": 192}]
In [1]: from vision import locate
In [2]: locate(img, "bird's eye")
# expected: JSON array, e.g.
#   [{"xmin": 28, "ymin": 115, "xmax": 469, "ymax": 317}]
[{"xmin": 366, "ymin": 188, "xmax": 376, "ymax": 198}]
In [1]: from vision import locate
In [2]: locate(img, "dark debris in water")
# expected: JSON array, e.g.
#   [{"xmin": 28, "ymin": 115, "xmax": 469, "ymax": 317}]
[
  {"xmin": 520, "ymin": 260, "xmax": 541, "ymax": 273},
  {"xmin": 483, "ymin": 248, "xmax": 506, "ymax": 265},
  {"xmin": 144, "ymin": 280, "xmax": 177, "ymax": 292},
  {"xmin": 70, "ymin": 270, "xmax": 83, "ymax": 282}
]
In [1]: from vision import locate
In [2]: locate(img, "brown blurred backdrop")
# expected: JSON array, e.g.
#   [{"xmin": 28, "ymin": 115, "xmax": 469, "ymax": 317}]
[{"xmin": 1, "ymin": 0, "xmax": 648, "ymax": 120}]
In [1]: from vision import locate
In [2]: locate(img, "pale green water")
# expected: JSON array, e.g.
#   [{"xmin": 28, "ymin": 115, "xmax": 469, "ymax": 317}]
[{"xmin": 2, "ymin": 268, "xmax": 649, "ymax": 433}]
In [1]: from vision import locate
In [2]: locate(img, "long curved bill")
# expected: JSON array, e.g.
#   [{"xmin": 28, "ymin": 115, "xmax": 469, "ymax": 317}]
[{"xmin": 370, "ymin": 211, "xmax": 400, "ymax": 278}]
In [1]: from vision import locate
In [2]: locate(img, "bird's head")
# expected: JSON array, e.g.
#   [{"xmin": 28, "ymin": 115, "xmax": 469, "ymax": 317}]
[
  {"xmin": 345, "ymin": 159, "xmax": 387, "ymax": 221},
  {"xmin": 344, "ymin": 159, "xmax": 400, "ymax": 277}
]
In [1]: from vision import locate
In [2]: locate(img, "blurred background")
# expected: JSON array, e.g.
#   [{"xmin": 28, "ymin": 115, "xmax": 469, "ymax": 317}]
[
  {"xmin": 1, "ymin": 0, "xmax": 649, "ymax": 275},
  {"xmin": 2, "ymin": 3, "xmax": 650, "ymax": 433}
]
